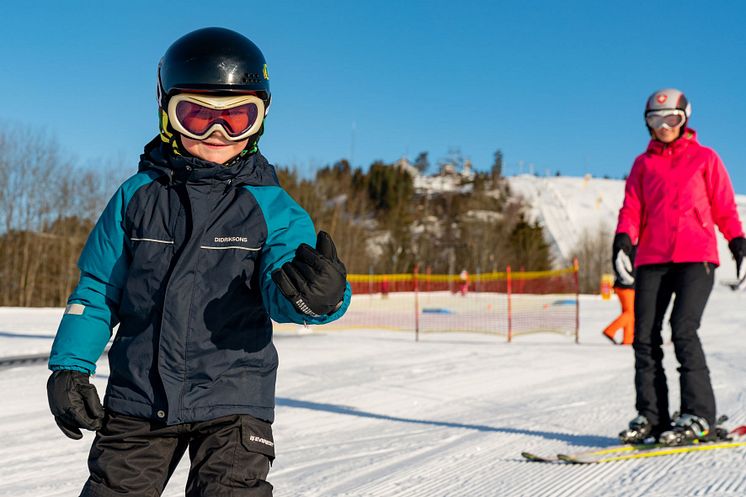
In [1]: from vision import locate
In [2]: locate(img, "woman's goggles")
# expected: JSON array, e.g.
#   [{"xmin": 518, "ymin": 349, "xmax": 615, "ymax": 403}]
[
  {"xmin": 167, "ymin": 93, "xmax": 266, "ymax": 142},
  {"xmin": 645, "ymin": 110, "xmax": 686, "ymax": 130}
]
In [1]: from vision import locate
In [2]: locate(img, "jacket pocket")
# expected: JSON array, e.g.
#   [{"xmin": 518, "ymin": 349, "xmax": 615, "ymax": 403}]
[
  {"xmin": 693, "ymin": 206, "xmax": 711, "ymax": 230},
  {"xmin": 127, "ymin": 234, "xmax": 175, "ymax": 270},
  {"xmin": 197, "ymin": 242, "xmax": 262, "ymax": 288}
]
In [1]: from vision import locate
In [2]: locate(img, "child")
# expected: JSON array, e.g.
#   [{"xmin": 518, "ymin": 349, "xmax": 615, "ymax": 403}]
[
  {"xmin": 615, "ymin": 88, "xmax": 745, "ymax": 445},
  {"xmin": 46, "ymin": 27, "xmax": 351, "ymax": 496}
]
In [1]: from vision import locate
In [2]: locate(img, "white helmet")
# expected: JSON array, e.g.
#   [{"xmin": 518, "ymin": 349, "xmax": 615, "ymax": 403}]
[{"xmin": 645, "ymin": 88, "xmax": 691, "ymax": 118}]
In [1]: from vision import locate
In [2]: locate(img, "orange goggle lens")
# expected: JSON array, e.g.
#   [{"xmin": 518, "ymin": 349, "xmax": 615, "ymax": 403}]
[{"xmin": 174, "ymin": 100, "xmax": 260, "ymax": 138}]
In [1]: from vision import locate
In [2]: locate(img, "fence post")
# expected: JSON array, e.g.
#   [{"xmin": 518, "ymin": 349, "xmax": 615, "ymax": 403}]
[
  {"xmin": 507, "ymin": 265, "xmax": 513, "ymax": 343},
  {"xmin": 414, "ymin": 264, "xmax": 420, "ymax": 342},
  {"xmin": 573, "ymin": 257, "xmax": 580, "ymax": 344}
]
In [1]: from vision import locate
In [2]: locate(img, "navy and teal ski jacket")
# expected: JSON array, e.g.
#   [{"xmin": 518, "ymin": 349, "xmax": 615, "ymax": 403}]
[{"xmin": 49, "ymin": 139, "xmax": 351, "ymax": 424}]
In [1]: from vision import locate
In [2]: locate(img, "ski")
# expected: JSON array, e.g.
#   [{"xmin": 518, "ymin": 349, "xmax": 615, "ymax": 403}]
[
  {"xmin": 558, "ymin": 440, "xmax": 746, "ymax": 464},
  {"xmin": 521, "ymin": 442, "xmax": 660, "ymax": 463},
  {"xmin": 522, "ymin": 425, "xmax": 746, "ymax": 464},
  {"xmin": 521, "ymin": 452, "xmax": 560, "ymax": 463}
]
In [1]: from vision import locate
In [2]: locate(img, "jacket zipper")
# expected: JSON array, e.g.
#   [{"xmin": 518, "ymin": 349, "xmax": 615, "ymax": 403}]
[
  {"xmin": 157, "ymin": 166, "xmax": 195, "ymax": 423},
  {"xmin": 172, "ymin": 177, "xmax": 239, "ymax": 421}
]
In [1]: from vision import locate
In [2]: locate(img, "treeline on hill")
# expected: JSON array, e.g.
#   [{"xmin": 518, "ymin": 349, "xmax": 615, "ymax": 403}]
[
  {"xmin": 0, "ymin": 128, "xmax": 127, "ymax": 307},
  {"xmin": 276, "ymin": 156, "xmax": 551, "ymax": 275},
  {"xmin": 0, "ymin": 128, "xmax": 554, "ymax": 307},
  {"xmin": 571, "ymin": 225, "xmax": 614, "ymax": 294}
]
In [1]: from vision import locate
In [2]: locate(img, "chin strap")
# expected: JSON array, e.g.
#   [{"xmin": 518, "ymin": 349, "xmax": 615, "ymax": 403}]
[{"xmin": 159, "ymin": 108, "xmax": 183, "ymax": 156}]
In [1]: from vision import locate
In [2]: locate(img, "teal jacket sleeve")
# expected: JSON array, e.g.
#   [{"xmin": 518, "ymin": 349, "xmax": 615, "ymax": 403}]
[
  {"xmin": 246, "ymin": 185, "xmax": 351, "ymax": 325},
  {"xmin": 49, "ymin": 172, "xmax": 157, "ymax": 374}
]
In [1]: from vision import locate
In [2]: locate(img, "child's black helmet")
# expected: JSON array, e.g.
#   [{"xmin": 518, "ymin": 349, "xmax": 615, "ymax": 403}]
[
  {"xmin": 158, "ymin": 27, "xmax": 270, "ymax": 107},
  {"xmin": 157, "ymin": 27, "xmax": 271, "ymax": 155}
]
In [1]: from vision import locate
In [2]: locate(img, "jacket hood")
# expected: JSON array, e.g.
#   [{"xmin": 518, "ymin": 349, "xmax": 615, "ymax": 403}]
[
  {"xmin": 646, "ymin": 128, "xmax": 697, "ymax": 156},
  {"xmin": 138, "ymin": 136, "xmax": 279, "ymax": 187}
]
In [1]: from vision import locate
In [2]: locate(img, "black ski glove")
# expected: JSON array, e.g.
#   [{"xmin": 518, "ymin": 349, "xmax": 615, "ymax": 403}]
[
  {"xmin": 47, "ymin": 370, "xmax": 105, "ymax": 440},
  {"xmin": 272, "ymin": 231, "xmax": 347, "ymax": 317},
  {"xmin": 612, "ymin": 233, "xmax": 635, "ymax": 286},
  {"xmin": 729, "ymin": 236, "xmax": 746, "ymax": 278}
]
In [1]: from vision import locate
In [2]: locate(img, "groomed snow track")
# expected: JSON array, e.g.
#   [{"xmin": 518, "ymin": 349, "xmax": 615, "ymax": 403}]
[{"xmin": 2, "ymin": 291, "xmax": 746, "ymax": 496}]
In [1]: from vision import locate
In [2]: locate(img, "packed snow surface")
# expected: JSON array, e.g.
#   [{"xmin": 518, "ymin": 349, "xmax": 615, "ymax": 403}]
[{"xmin": 2, "ymin": 285, "xmax": 745, "ymax": 497}]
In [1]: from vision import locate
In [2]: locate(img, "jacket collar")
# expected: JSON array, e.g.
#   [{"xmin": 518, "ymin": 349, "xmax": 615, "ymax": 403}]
[
  {"xmin": 138, "ymin": 137, "xmax": 279, "ymax": 187},
  {"xmin": 646, "ymin": 128, "xmax": 697, "ymax": 156}
]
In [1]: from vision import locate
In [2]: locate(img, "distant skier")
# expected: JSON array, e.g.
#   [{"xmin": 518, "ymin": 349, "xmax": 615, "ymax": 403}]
[
  {"xmin": 458, "ymin": 269, "xmax": 470, "ymax": 296},
  {"xmin": 45, "ymin": 28, "xmax": 350, "ymax": 496},
  {"xmin": 602, "ymin": 245, "xmax": 636, "ymax": 345},
  {"xmin": 614, "ymin": 88, "xmax": 746, "ymax": 445}
]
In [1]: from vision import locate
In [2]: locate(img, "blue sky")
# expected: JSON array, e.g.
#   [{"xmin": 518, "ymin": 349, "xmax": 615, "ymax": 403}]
[{"xmin": 3, "ymin": 1, "xmax": 746, "ymax": 191}]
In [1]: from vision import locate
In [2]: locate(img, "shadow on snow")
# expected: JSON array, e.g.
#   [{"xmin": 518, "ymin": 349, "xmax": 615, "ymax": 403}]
[
  {"xmin": 276, "ymin": 397, "xmax": 617, "ymax": 447},
  {"xmin": 0, "ymin": 331, "xmax": 55, "ymax": 339}
]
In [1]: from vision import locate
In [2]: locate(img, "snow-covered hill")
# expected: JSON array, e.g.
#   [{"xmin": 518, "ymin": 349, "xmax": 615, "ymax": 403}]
[{"xmin": 508, "ymin": 174, "xmax": 746, "ymax": 280}]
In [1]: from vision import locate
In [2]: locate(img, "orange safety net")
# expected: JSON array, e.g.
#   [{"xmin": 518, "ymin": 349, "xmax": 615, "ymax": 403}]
[{"xmin": 276, "ymin": 265, "xmax": 580, "ymax": 340}]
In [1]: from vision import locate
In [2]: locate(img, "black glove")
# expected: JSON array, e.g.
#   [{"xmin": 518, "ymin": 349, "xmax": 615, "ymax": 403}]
[
  {"xmin": 729, "ymin": 236, "xmax": 746, "ymax": 278},
  {"xmin": 47, "ymin": 370, "xmax": 105, "ymax": 440},
  {"xmin": 612, "ymin": 233, "xmax": 635, "ymax": 286},
  {"xmin": 272, "ymin": 231, "xmax": 347, "ymax": 317}
]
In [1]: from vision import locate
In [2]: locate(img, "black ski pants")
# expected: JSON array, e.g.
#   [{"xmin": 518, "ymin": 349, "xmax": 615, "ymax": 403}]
[
  {"xmin": 80, "ymin": 411, "xmax": 274, "ymax": 497},
  {"xmin": 633, "ymin": 262, "xmax": 716, "ymax": 428}
]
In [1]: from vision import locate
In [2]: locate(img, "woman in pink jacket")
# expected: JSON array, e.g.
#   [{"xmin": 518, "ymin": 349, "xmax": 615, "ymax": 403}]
[{"xmin": 614, "ymin": 88, "xmax": 746, "ymax": 446}]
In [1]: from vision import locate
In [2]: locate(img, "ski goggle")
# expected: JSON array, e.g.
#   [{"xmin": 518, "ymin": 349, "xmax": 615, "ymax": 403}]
[
  {"xmin": 645, "ymin": 110, "xmax": 686, "ymax": 130},
  {"xmin": 167, "ymin": 93, "xmax": 266, "ymax": 141}
]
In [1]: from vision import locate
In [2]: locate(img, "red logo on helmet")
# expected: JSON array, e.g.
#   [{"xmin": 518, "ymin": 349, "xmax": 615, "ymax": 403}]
[{"xmin": 656, "ymin": 94, "xmax": 668, "ymax": 104}]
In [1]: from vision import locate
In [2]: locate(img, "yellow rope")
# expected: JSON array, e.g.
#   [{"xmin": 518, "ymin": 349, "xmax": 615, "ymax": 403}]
[{"xmin": 347, "ymin": 266, "xmax": 576, "ymax": 284}]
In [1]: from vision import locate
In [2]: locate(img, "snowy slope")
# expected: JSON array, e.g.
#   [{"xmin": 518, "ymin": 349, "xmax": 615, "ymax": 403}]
[
  {"xmin": 2, "ymin": 288, "xmax": 746, "ymax": 497},
  {"xmin": 508, "ymin": 174, "xmax": 746, "ymax": 280}
]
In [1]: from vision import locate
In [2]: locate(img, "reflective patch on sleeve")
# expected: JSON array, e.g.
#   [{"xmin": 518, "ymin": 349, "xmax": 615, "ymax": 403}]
[{"xmin": 64, "ymin": 303, "xmax": 86, "ymax": 315}]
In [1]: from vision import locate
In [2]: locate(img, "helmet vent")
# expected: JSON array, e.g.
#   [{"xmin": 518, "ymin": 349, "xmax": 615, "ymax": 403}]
[{"xmin": 242, "ymin": 73, "xmax": 262, "ymax": 84}]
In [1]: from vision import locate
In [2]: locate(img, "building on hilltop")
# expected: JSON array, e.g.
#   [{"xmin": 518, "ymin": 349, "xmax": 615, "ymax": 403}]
[{"xmin": 414, "ymin": 159, "xmax": 475, "ymax": 195}]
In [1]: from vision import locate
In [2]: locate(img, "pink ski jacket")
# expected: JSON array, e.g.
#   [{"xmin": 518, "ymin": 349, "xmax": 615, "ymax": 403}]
[{"xmin": 616, "ymin": 129, "xmax": 744, "ymax": 267}]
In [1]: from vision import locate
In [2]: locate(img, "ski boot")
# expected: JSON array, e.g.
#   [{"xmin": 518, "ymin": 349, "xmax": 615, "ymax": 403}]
[
  {"xmin": 699, "ymin": 415, "xmax": 732, "ymax": 442},
  {"xmin": 658, "ymin": 413, "xmax": 710, "ymax": 446},
  {"xmin": 619, "ymin": 415, "xmax": 658, "ymax": 444}
]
